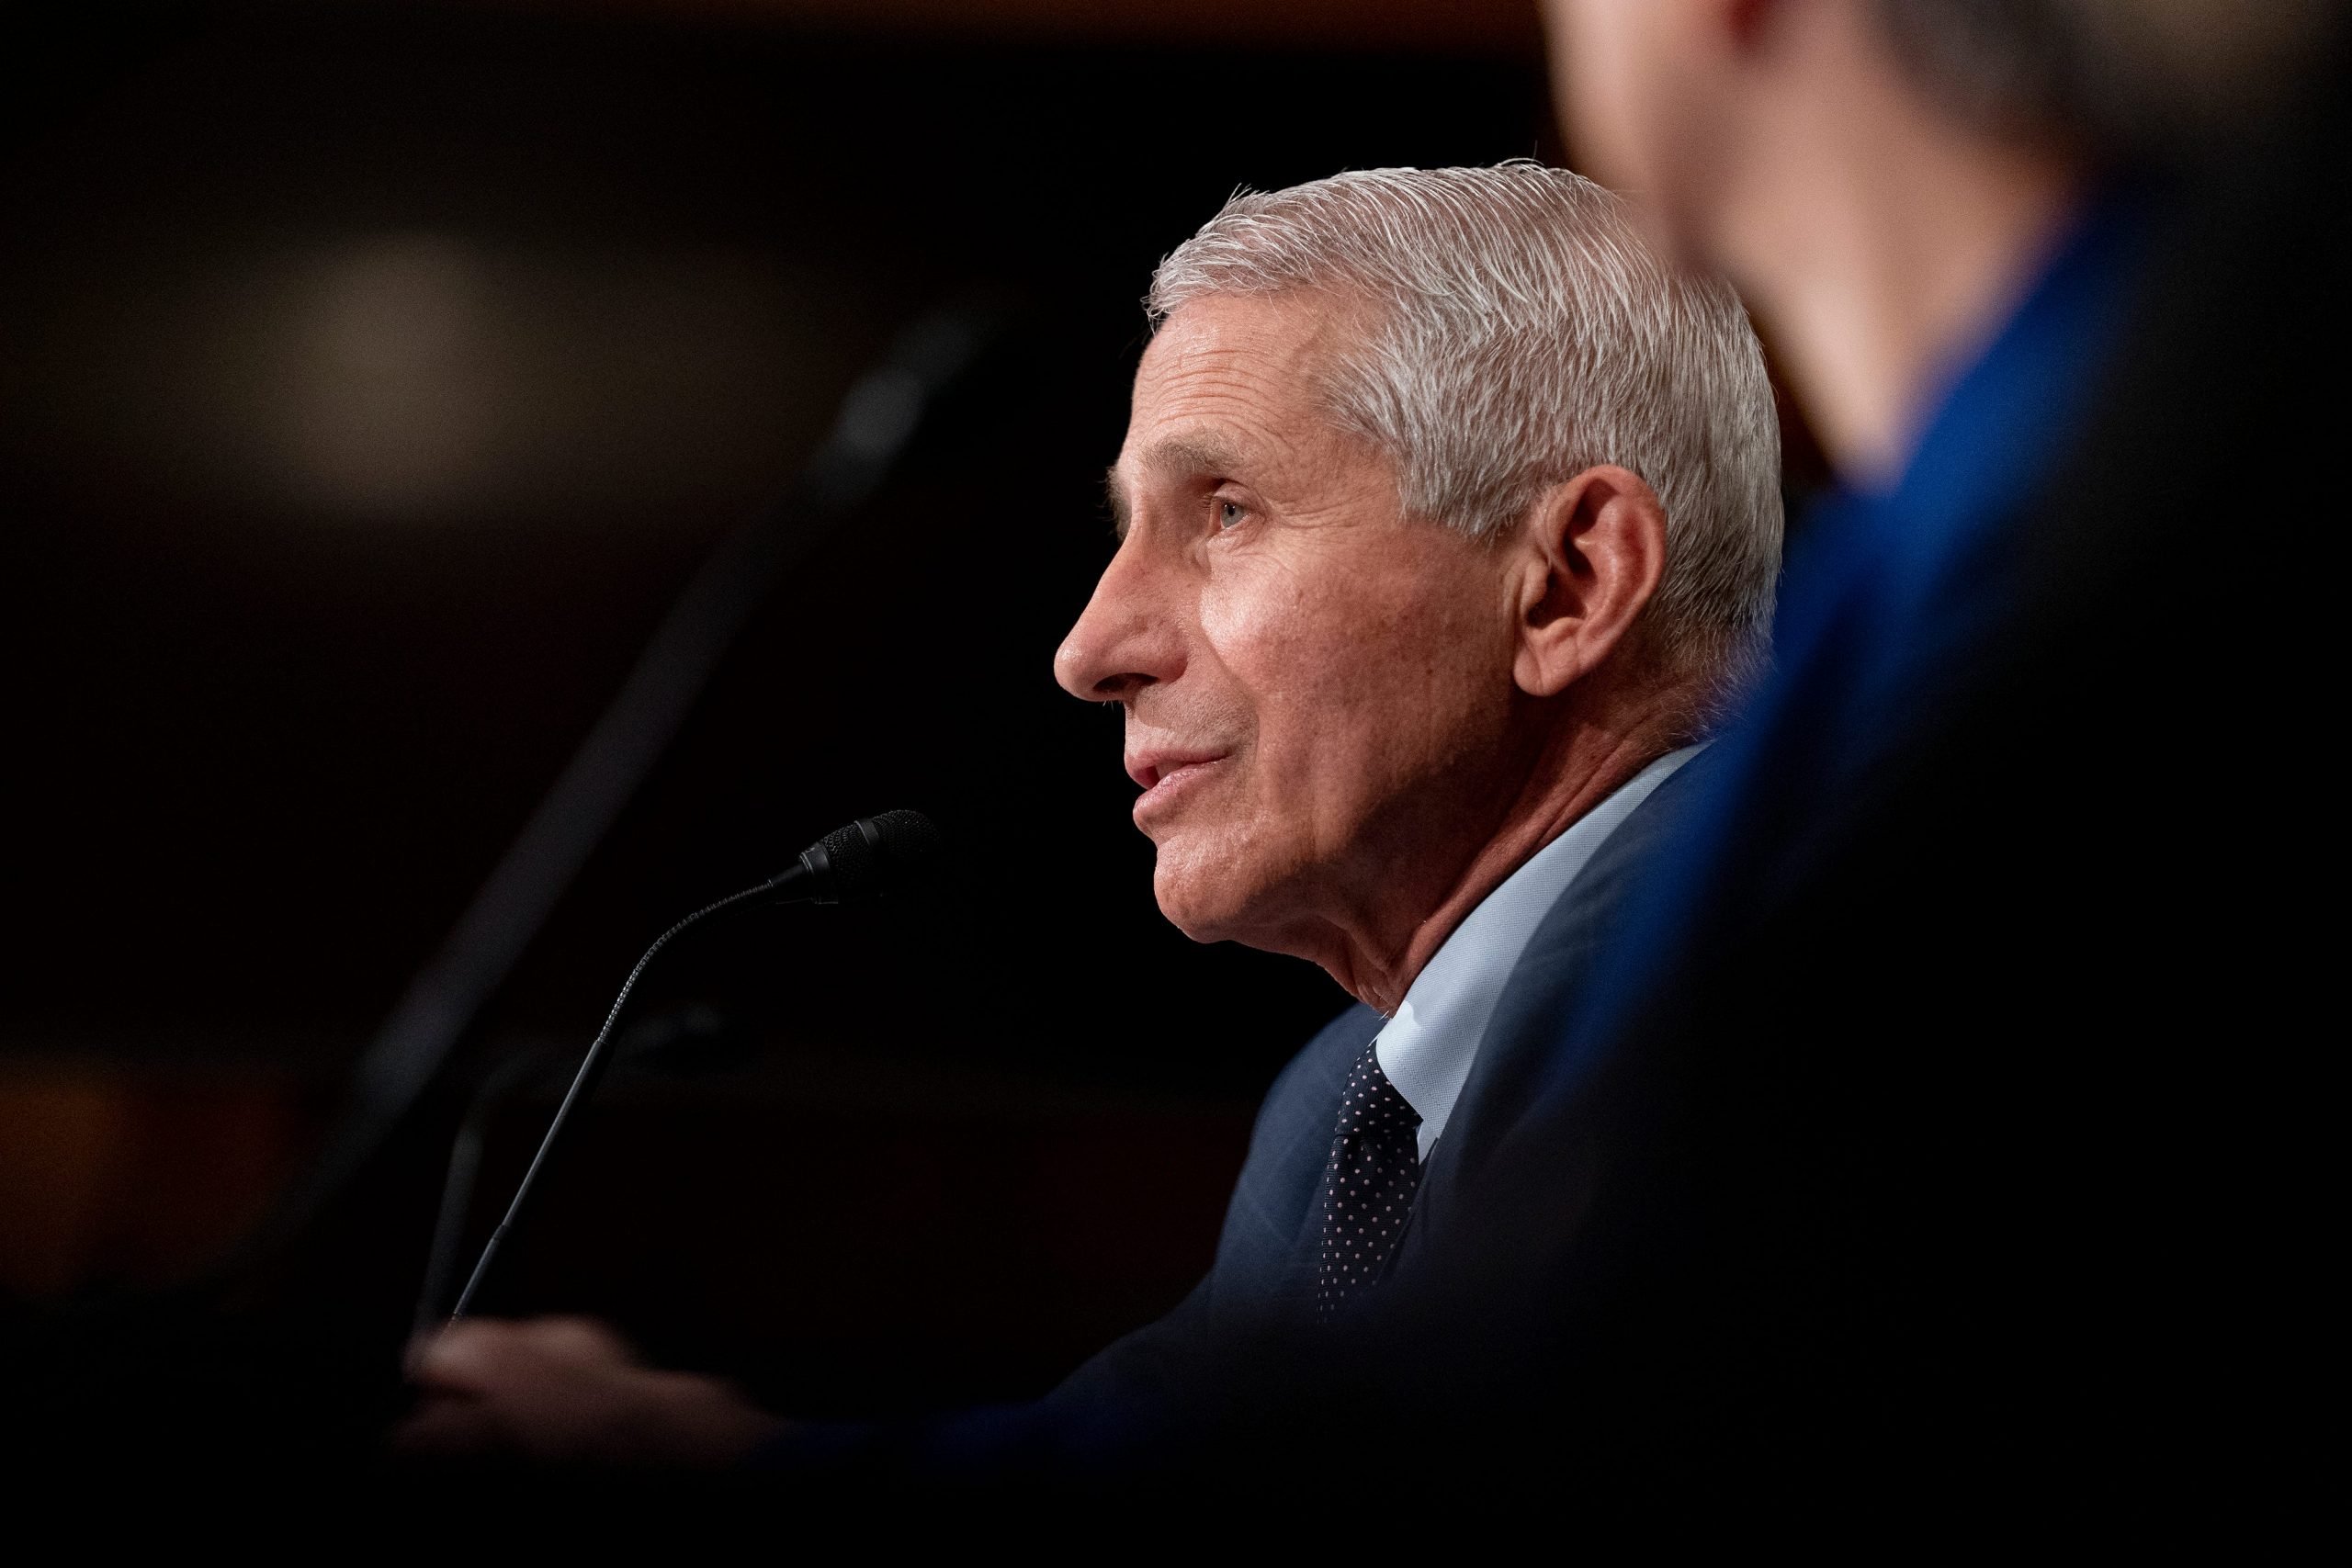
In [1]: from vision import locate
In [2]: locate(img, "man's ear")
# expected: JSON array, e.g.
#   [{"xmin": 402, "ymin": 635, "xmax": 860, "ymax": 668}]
[{"xmin": 1510, "ymin": 464, "xmax": 1669, "ymax": 699}]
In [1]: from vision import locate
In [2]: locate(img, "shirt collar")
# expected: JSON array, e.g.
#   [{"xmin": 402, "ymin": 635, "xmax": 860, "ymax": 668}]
[{"xmin": 1377, "ymin": 745, "xmax": 1703, "ymax": 1159}]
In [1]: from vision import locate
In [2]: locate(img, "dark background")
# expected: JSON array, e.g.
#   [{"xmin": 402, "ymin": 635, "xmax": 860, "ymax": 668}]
[{"xmin": 0, "ymin": 0, "xmax": 1609, "ymax": 1435}]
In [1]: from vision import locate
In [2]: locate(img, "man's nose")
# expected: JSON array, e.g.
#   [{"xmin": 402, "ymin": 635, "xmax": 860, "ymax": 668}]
[{"xmin": 1054, "ymin": 540, "xmax": 1185, "ymax": 704}]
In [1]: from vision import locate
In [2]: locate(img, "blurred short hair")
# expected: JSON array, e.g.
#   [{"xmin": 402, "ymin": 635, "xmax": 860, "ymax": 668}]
[
  {"xmin": 1874, "ymin": 0, "xmax": 2346, "ymax": 146},
  {"xmin": 1148, "ymin": 163, "xmax": 1783, "ymax": 725}
]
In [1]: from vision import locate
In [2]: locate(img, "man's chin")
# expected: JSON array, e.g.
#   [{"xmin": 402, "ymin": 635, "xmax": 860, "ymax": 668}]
[
  {"xmin": 1149, "ymin": 834, "xmax": 1289, "ymax": 949},
  {"xmin": 1150, "ymin": 878, "xmax": 1236, "ymax": 945}
]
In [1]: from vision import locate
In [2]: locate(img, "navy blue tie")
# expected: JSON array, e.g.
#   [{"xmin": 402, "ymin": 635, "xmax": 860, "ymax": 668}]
[{"xmin": 1316, "ymin": 1039, "xmax": 1423, "ymax": 1316}]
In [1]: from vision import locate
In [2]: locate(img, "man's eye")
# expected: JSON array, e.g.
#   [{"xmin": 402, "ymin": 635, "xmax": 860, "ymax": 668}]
[{"xmin": 1216, "ymin": 500, "xmax": 1248, "ymax": 530}]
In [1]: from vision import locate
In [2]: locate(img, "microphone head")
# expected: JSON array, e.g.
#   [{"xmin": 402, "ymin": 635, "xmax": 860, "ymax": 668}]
[{"xmin": 794, "ymin": 808, "xmax": 944, "ymax": 904}]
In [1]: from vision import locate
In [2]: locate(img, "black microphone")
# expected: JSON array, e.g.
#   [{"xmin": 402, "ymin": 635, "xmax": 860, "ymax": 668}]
[
  {"xmin": 754, "ymin": 807, "xmax": 945, "ymax": 907},
  {"xmin": 438, "ymin": 809, "xmax": 940, "ymax": 1325}
]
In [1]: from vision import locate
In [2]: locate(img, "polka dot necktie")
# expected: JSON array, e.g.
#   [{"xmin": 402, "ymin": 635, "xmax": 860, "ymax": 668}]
[{"xmin": 1316, "ymin": 1039, "xmax": 1423, "ymax": 1317}]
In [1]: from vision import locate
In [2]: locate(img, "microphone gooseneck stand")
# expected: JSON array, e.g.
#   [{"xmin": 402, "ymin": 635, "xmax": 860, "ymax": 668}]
[
  {"xmin": 440, "ymin": 882, "xmax": 770, "ymax": 1322},
  {"xmin": 431, "ymin": 807, "xmax": 943, "ymax": 1324},
  {"xmin": 412, "ymin": 1043, "xmax": 567, "ymax": 1339},
  {"xmin": 229, "ymin": 303, "xmax": 1001, "ymax": 1283},
  {"xmin": 410, "ymin": 1006, "xmax": 729, "ymax": 1339}
]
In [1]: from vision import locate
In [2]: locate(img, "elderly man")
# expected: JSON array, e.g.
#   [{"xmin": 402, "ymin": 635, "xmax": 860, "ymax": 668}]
[{"xmin": 401, "ymin": 163, "xmax": 1782, "ymax": 1473}]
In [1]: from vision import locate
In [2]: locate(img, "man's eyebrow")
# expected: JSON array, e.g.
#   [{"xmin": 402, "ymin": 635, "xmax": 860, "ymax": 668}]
[
  {"xmin": 1139, "ymin": 435, "xmax": 1247, "ymax": 480},
  {"xmin": 1104, "ymin": 435, "xmax": 1250, "ymax": 539}
]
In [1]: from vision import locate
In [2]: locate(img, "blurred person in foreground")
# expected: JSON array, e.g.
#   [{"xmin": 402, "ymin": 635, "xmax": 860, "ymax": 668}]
[
  {"xmin": 1337, "ymin": 0, "xmax": 2350, "ymax": 1501},
  {"xmin": 398, "ymin": 164, "xmax": 1787, "ymax": 1477}
]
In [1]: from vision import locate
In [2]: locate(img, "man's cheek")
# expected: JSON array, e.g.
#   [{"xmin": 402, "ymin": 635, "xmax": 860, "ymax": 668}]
[{"xmin": 1197, "ymin": 566, "xmax": 1321, "ymax": 674}]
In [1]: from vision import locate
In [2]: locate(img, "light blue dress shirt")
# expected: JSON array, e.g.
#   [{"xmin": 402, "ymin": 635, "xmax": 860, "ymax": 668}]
[{"xmin": 1375, "ymin": 746, "xmax": 1702, "ymax": 1160}]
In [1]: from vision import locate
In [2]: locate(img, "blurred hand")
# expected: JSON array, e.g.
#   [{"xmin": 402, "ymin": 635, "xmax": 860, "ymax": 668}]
[{"xmin": 398, "ymin": 1316, "xmax": 784, "ymax": 1468}]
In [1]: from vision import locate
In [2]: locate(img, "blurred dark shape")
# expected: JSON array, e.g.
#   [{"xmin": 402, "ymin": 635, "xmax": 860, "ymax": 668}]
[
  {"xmin": 611, "ymin": 1002, "xmax": 742, "ymax": 1081},
  {"xmin": 1876, "ymin": 0, "xmax": 2346, "ymax": 146},
  {"xmin": 587, "ymin": 0, "xmax": 1547, "ymax": 58}
]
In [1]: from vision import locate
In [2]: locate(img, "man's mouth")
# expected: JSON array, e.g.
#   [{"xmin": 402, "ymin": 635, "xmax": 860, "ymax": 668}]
[{"xmin": 1126, "ymin": 749, "xmax": 1229, "ymax": 820}]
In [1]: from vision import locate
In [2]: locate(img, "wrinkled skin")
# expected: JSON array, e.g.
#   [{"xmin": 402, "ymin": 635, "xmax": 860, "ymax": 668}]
[{"xmin": 1056, "ymin": 290, "xmax": 1685, "ymax": 1011}]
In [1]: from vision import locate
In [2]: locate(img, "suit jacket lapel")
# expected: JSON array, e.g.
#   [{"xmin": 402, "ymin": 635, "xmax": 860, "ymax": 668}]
[{"xmin": 1403, "ymin": 759, "xmax": 1710, "ymax": 1258}]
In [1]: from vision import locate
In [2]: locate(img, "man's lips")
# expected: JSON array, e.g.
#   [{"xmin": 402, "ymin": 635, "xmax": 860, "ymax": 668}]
[
  {"xmin": 1126, "ymin": 749, "xmax": 1229, "ymax": 817},
  {"xmin": 1126, "ymin": 749, "xmax": 1227, "ymax": 790}
]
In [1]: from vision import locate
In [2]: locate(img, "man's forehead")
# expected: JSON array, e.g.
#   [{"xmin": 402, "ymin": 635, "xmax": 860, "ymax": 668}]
[
  {"xmin": 1124, "ymin": 297, "xmax": 1340, "ymax": 458},
  {"xmin": 1102, "ymin": 295, "xmax": 1367, "ymax": 534}
]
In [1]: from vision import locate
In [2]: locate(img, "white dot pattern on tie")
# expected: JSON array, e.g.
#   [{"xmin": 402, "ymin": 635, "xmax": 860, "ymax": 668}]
[{"xmin": 1316, "ymin": 1040, "xmax": 1424, "ymax": 1318}]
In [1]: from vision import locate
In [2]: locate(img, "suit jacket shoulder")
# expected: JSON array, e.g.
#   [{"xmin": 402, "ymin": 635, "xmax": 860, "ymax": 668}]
[
  {"xmin": 1204, "ymin": 1002, "xmax": 1381, "ymax": 1310},
  {"xmin": 1395, "ymin": 756, "xmax": 1711, "ymax": 1265},
  {"xmin": 1042, "ymin": 1001, "xmax": 1376, "ymax": 1418}
]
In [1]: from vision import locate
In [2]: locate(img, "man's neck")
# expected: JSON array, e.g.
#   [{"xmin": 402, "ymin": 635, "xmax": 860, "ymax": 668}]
[
  {"xmin": 1714, "ymin": 14, "xmax": 2085, "ymax": 487},
  {"xmin": 1323, "ymin": 704, "xmax": 1686, "ymax": 1016}
]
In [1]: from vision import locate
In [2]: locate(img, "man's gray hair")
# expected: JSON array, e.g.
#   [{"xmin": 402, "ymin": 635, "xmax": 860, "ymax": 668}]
[{"xmin": 1148, "ymin": 163, "xmax": 1782, "ymax": 716}]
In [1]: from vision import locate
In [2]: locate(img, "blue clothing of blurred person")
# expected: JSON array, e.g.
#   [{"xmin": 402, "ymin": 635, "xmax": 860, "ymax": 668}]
[{"xmin": 1312, "ymin": 0, "xmax": 2350, "ymax": 1503}]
